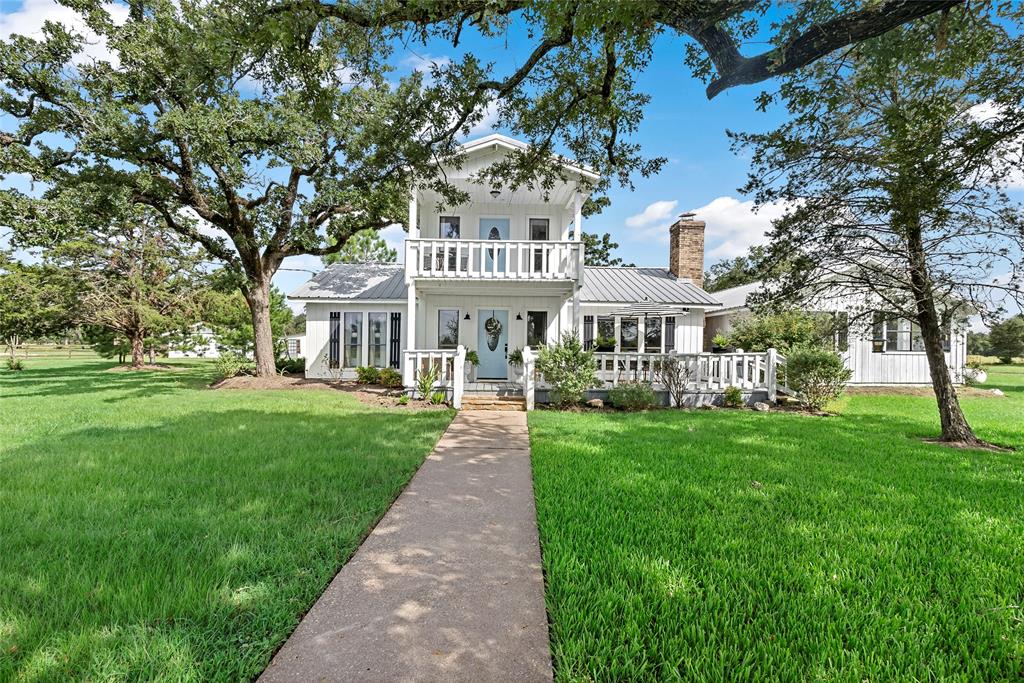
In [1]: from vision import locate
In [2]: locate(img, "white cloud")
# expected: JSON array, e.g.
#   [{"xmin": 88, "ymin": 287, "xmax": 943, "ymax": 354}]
[
  {"xmin": 401, "ymin": 53, "xmax": 452, "ymax": 73},
  {"xmin": 0, "ymin": 0, "xmax": 129, "ymax": 66},
  {"xmin": 625, "ymin": 200, "xmax": 678, "ymax": 229},
  {"xmin": 467, "ymin": 101, "xmax": 500, "ymax": 137},
  {"xmin": 698, "ymin": 196, "xmax": 789, "ymax": 261},
  {"xmin": 966, "ymin": 101, "xmax": 1024, "ymax": 190}
]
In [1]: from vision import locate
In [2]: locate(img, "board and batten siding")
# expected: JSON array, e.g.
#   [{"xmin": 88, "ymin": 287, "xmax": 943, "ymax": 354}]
[
  {"xmin": 843, "ymin": 323, "xmax": 968, "ymax": 385},
  {"xmin": 417, "ymin": 201, "xmax": 574, "ymax": 241},
  {"xmin": 304, "ymin": 301, "xmax": 406, "ymax": 379},
  {"xmin": 418, "ymin": 293, "xmax": 566, "ymax": 354},
  {"xmin": 580, "ymin": 305, "xmax": 705, "ymax": 353}
]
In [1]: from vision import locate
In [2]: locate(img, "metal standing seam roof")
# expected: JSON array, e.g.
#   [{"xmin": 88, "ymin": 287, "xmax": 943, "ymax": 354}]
[
  {"xmin": 579, "ymin": 267, "xmax": 721, "ymax": 307},
  {"xmin": 288, "ymin": 263, "xmax": 407, "ymax": 300},
  {"xmin": 288, "ymin": 263, "xmax": 722, "ymax": 308}
]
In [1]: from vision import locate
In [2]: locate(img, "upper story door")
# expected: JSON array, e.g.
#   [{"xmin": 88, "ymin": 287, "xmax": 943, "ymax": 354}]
[{"xmin": 480, "ymin": 217, "xmax": 509, "ymax": 272}]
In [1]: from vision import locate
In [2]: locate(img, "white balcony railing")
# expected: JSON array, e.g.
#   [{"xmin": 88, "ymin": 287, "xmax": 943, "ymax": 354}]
[{"xmin": 406, "ymin": 239, "xmax": 583, "ymax": 282}]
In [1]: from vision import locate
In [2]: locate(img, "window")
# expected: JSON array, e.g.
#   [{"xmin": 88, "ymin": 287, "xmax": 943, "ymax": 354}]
[
  {"xmin": 526, "ymin": 311, "xmax": 548, "ymax": 347},
  {"xmin": 343, "ymin": 312, "xmax": 362, "ymax": 367},
  {"xmin": 530, "ymin": 218, "xmax": 550, "ymax": 272},
  {"xmin": 664, "ymin": 316, "xmax": 675, "ymax": 352},
  {"xmin": 644, "ymin": 317, "xmax": 662, "ymax": 353},
  {"xmin": 328, "ymin": 312, "xmax": 340, "ymax": 368},
  {"xmin": 620, "ymin": 317, "xmax": 638, "ymax": 351},
  {"xmin": 287, "ymin": 338, "xmax": 301, "ymax": 357},
  {"xmin": 438, "ymin": 309, "xmax": 459, "ymax": 349},
  {"xmin": 369, "ymin": 313, "xmax": 387, "ymax": 368},
  {"xmin": 872, "ymin": 312, "xmax": 949, "ymax": 353},
  {"xmin": 597, "ymin": 316, "xmax": 615, "ymax": 350},
  {"xmin": 440, "ymin": 216, "xmax": 460, "ymax": 239}
]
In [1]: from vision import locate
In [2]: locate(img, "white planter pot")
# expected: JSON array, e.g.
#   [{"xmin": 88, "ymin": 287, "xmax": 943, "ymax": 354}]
[
  {"xmin": 465, "ymin": 364, "xmax": 477, "ymax": 382},
  {"xmin": 965, "ymin": 368, "xmax": 987, "ymax": 384}
]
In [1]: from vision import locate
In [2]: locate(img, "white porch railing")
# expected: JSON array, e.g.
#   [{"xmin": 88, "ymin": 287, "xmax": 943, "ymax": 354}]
[
  {"xmin": 405, "ymin": 239, "xmax": 584, "ymax": 282},
  {"xmin": 403, "ymin": 347, "xmax": 466, "ymax": 407},
  {"xmin": 521, "ymin": 349, "xmax": 788, "ymax": 410}
]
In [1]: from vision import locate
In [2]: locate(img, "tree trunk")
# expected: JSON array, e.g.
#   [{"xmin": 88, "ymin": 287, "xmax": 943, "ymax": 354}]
[
  {"xmin": 244, "ymin": 276, "xmax": 277, "ymax": 377},
  {"xmin": 906, "ymin": 220, "xmax": 981, "ymax": 445},
  {"xmin": 130, "ymin": 331, "xmax": 145, "ymax": 369}
]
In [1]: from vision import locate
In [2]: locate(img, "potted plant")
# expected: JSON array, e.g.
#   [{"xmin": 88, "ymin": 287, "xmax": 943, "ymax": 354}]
[
  {"xmin": 464, "ymin": 350, "xmax": 480, "ymax": 382},
  {"xmin": 595, "ymin": 334, "xmax": 616, "ymax": 352},
  {"xmin": 508, "ymin": 346, "xmax": 524, "ymax": 381},
  {"xmin": 711, "ymin": 333, "xmax": 732, "ymax": 354}
]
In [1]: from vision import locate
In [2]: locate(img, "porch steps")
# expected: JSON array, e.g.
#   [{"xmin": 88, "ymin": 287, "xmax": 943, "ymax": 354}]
[{"xmin": 461, "ymin": 395, "xmax": 527, "ymax": 412}]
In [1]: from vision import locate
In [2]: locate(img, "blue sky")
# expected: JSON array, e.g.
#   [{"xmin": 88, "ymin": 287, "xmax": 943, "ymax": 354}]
[{"xmin": 1, "ymin": 1, "xmax": 1020, "ymax": 323}]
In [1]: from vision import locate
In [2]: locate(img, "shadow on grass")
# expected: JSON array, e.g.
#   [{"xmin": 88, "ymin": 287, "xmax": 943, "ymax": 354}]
[
  {"xmin": 0, "ymin": 361, "xmax": 213, "ymax": 402},
  {"xmin": 0, "ymin": 405, "xmax": 452, "ymax": 682}
]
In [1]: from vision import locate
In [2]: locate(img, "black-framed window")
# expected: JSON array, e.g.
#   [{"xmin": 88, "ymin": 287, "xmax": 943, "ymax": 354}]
[
  {"xmin": 329, "ymin": 312, "xmax": 340, "ymax": 368},
  {"xmin": 438, "ymin": 309, "xmax": 459, "ymax": 349},
  {"xmin": 526, "ymin": 311, "xmax": 548, "ymax": 347},
  {"xmin": 369, "ymin": 312, "xmax": 387, "ymax": 368},
  {"xmin": 597, "ymin": 316, "xmax": 615, "ymax": 350},
  {"xmin": 440, "ymin": 216, "xmax": 460, "ymax": 239},
  {"xmin": 344, "ymin": 312, "xmax": 362, "ymax": 367},
  {"xmin": 530, "ymin": 218, "xmax": 550, "ymax": 272},
  {"xmin": 644, "ymin": 317, "xmax": 662, "ymax": 353},
  {"xmin": 872, "ymin": 312, "xmax": 949, "ymax": 353},
  {"xmin": 620, "ymin": 317, "xmax": 638, "ymax": 351},
  {"xmin": 664, "ymin": 316, "xmax": 676, "ymax": 352}
]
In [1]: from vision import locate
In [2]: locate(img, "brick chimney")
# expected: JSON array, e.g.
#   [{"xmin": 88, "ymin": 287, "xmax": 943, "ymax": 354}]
[{"xmin": 669, "ymin": 212, "xmax": 706, "ymax": 288}]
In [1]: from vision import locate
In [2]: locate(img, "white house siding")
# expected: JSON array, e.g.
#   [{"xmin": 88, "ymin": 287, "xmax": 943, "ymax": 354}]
[
  {"xmin": 305, "ymin": 301, "xmax": 406, "ymax": 379},
  {"xmin": 843, "ymin": 323, "xmax": 968, "ymax": 385},
  {"xmin": 580, "ymin": 305, "xmax": 706, "ymax": 353},
  {"xmin": 417, "ymin": 200, "xmax": 574, "ymax": 241}
]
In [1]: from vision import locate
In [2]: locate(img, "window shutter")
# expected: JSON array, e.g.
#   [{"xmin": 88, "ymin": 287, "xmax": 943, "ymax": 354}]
[
  {"xmin": 389, "ymin": 312, "xmax": 401, "ymax": 368},
  {"xmin": 329, "ymin": 312, "xmax": 340, "ymax": 368},
  {"xmin": 583, "ymin": 315, "xmax": 594, "ymax": 350},
  {"xmin": 664, "ymin": 316, "xmax": 675, "ymax": 352}
]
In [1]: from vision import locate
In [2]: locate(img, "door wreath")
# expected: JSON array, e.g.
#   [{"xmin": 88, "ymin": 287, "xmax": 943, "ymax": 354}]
[{"xmin": 484, "ymin": 312, "xmax": 503, "ymax": 351}]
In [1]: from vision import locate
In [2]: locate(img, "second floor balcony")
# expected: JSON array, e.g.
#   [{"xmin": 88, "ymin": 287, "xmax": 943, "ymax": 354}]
[{"xmin": 405, "ymin": 238, "xmax": 584, "ymax": 283}]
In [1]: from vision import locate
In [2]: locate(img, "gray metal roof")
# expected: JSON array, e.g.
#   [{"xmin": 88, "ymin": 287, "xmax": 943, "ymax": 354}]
[
  {"xmin": 580, "ymin": 267, "xmax": 721, "ymax": 307},
  {"xmin": 288, "ymin": 263, "xmax": 406, "ymax": 300},
  {"xmin": 289, "ymin": 263, "xmax": 721, "ymax": 307},
  {"xmin": 706, "ymin": 281, "xmax": 761, "ymax": 313}
]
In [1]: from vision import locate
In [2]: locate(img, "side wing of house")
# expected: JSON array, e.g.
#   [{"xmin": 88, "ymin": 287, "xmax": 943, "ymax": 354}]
[{"xmin": 706, "ymin": 283, "xmax": 969, "ymax": 385}]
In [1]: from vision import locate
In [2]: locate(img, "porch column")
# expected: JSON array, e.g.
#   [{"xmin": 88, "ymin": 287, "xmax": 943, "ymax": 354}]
[
  {"xmin": 408, "ymin": 186, "xmax": 419, "ymax": 239},
  {"xmin": 404, "ymin": 281, "xmax": 416, "ymax": 386},
  {"xmin": 572, "ymin": 287, "xmax": 581, "ymax": 333},
  {"xmin": 573, "ymin": 190, "xmax": 583, "ymax": 241}
]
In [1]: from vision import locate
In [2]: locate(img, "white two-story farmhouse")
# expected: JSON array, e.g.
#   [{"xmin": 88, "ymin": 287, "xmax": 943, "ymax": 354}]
[{"xmin": 289, "ymin": 134, "xmax": 967, "ymax": 408}]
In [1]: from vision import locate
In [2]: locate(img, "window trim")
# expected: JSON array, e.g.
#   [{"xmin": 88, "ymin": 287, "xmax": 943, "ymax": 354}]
[
  {"xmin": 368, "ymin": 312, "xmax": 388, "ymax": 368},
  {"xmin": 871, "ymin": 312, "xmax": 950, "ymax": 354},
  {"xmin": 526, "ymin": 310, "xmax": 548, "ymax": 348},
  {"xmin": 439, "ymin": 215, "xmax": 461, "ymax": 239},
  {"xmin": 437, "ymin": 309, "xmax": 460, "ymax": 349},
  {"xmin": 343, "ymin": 312, "xmax": 363, "ymax": 368}
]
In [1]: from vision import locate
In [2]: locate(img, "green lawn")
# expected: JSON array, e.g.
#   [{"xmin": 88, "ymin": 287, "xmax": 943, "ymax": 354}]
[
  {"xmin": 0, "ymin": 359, "xmax": 452, "ymax": 681},
  {"xmin": 529, "ymin": 365, "xmax": 1024, "ymax": 681}
]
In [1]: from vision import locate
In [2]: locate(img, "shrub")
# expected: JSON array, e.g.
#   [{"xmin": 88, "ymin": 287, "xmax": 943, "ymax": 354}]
[
  {"xmin": 276, "ymin": 357, "xmax": 304, "ymax": 374},
  {"xmin": 415, "ymin": 363, "xmax": 439, "ymax": 399},
  {"xmin": 355, "ymin": 366, "xmax": 380, "ymax": 384},
  {"xmin": 728, "ymin": 310, "xmax": 835, "ymax": 352},
  {"xmin": 786, "ymin": 347, "xmax": 852, "ymax": 411},
  {"xmin": 608, "ymin": 382, "xmax": 656, "ymax": 411},
  {"xmin": 988, "ymin": 314, "xmax": 1024, "ymax": 364},
  {"xmin": 215, "ymin": 353, "xmax": 246, "ymax": 379},
  {"xmin": 378, "ymin": 367, "xmax": 403, "ymax": 388},
  {"xmin": 652, "ymin": 355, "xmax": 692, "ymax": 407},
  {"xmin": 397, "ymin": 394, "xmax": 410, "ymax": 405},
  {"xmin": 711, "ymin": 333, "xmax": 732, "ymax": 349},
  {"xmin": 536, "ymin": 332, "xmax": 598, "ymax": 408},
  {"xmin": 723, "ymin": 385, "xmax": 744, "ymax": 408},
  {"xmin": 429, "ymin": 391, "xmax": 447, "ymax": 405},
  {"xmin": 5, "ymin": 357, "xmax": 24, "ymax": 371}
]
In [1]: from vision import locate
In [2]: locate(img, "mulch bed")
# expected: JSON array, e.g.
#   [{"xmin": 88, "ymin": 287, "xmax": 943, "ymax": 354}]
[{"xmin": 209, "ymin": 373, "xmax": 449, "ymax": 410}]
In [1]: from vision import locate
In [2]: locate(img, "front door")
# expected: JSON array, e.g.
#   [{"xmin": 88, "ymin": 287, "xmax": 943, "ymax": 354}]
[
  {"xmin": 477, "ymin": 309, "xmax": 509, "ymax": 379},
  {"xmin": 480, "ymin": 218, "xmax": 509, "ymax": 272}
]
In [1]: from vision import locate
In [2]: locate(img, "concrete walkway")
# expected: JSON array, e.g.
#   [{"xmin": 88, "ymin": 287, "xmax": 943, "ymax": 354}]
[{"xmin": 259, "ymin": 410, "xmax": 552, "ymax": 683}]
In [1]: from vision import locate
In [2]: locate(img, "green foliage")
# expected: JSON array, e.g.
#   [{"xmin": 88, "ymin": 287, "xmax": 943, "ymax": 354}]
[
  {"xmin": 507, "ymin": 347, "xmax": 524, "ymax": 368},
  {"xmin": 214, "ymin": 353, "xmax": 251, "ymax": 380},
  {"xmin": 722, "ymin": 385, "xmax": 744, "ymax": 408},
  {"xmin": 464, "ymin": 350, "xmax": 480, "ymax": 366},
  {"xmin": 535, "ymin": 333, "xmax": 598, "ymax": 408},
  {"xmin": 397, "ymin": 394, "xmax": 410, "ymax": 406},
  {"xmin": 0, "ymin": 359, "xmax": 450, "ymax": 680},
  {"xmin": 967, "ymin": 331, "xmax": 991, "ymax": 357},
  {"xmin": 5, "ymin": 357, "xmax": 24, "ymax": 371},
  {"xmin": 0, "ymin": 254, "xmax": 77, "ymax": 353},
  {"xmin": 429, "ymin": 391, "xmax": 447, "ymax": 405},
  {"xmin": 415, "ymin": 363, "xmax": 440, "ymax": 399},
  {"xmin": 786, "ymin": 348, "xmax": 853, "ymax": 411},
  {"xmin": 711, "ymin": 333, "xmax": 731, "ymax": 350},
  {"xmin": 594, "ymin": 335, "xmax": 616, "ymax": 351},
  {"xmin": 608, "ymin": 382, "xmax": 656, "ymax": 411},
  {"xmin": 652, "ymin": 355, "xmax": 693, "ymax": 408},
  {"xmin": 703, "ymin": 246, "xmax": 786, "ymax": 293},
  {"xmin": 529, "ymin": 367, "xmax": 1024, "ymax": 681},
  {"xmin": 378, "ymin": 367, "xmax": 403, "ymax": 388},
  {"xmin": 275, "ymin": 357, "xmax": 304, "ymax": 374},
  {"xmin": 355, "ymin": 366, "xmax": 380, "ymax": 384},
  {"xmin": 987, "ymin": 315, "xmax": 1024, "ymax": 365},
  {"xmin": 727, "ymin": 310, "xmax": 832, "ymax": 353},
  {"xmin": 582, "ymin": 232, "xmax": 634, "ymax": 267},
  {"xmin": 323, "ymin": 230, "xmax": 398, "ymax": 265},
  {"xmin": 202, "ymin": 273, "xmax": 294, "ymax": 357}
]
